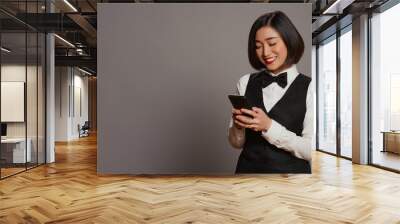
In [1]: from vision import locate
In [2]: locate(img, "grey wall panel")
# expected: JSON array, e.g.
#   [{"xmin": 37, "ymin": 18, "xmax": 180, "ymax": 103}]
[{"xmin": 98, "ymin": 3, "xmax": 311, "ymax": 174}]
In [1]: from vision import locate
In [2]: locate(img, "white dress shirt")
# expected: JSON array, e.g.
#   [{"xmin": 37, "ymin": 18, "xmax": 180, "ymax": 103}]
[{"xmin": 228, "ymin": 65, "xmax": 314, "ymax": 161}]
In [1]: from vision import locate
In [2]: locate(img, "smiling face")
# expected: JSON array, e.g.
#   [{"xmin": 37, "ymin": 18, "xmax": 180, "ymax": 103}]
[{"xmin": 255, "ymin": 26, "xmax": 288, "ymax": 74}]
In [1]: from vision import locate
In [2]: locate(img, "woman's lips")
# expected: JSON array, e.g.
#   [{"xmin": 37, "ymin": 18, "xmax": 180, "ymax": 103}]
[{"xmin": 263, "ymin": 57, "xmax": 276, "ymax": 65}]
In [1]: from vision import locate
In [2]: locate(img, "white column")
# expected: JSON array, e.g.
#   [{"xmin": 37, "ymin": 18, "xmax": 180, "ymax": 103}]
[
  {"xmin": 352, "ymin": 14, "xmax": 369, "ymax": 164},
  {"xmin": 46, "ymin": 1, "xmax": 55, "ymax": 163}
]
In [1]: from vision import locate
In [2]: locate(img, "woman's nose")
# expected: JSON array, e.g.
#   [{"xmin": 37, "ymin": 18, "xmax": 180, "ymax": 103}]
[{"xmin": 263, "ymin": 45, "xmax": 271, "ymax": 56}]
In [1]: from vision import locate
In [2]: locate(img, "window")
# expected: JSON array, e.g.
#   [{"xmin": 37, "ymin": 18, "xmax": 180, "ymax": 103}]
[
  {"xmin": 370, "ymin": 2, "xmax": 400, "ymax": 171},
  {"xmin": 339, "ymin": 27, "xmax": 352, "ymax": 158},
  {"xmin": 317, "ymin": 35, "xmax": 337, "ymax": 154}
]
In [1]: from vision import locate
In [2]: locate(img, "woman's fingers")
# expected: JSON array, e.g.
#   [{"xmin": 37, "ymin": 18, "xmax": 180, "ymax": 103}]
[
  {"xmin": 236, "ymin": 121, "xmax": 261, "ymax": 131},
  {"xmin": 252, "ymin": 107, "xmax": 262, "ymax": 113},
  {"xmin": 232, "ymin": 108, "xmax": 242, "ymax": 115},
  {"xmin": 251, "ymin": 107, "xmax": 265, "ymax": 114},
  {"xmin": 236, "ymin": 115, "xmax": 252, "ymax": 125},
  {"xmin": 240, "ymin": 108, "xmax": 257, "ymax": 117},
  {"xmin": 234, "ymin": 116, "xmax": 263, "ymax": 131},
  {"xmin": 234, "ymin": 119, "xmax": 248, "ymax": 128},
  {"xmin": 235, "ymin": 115, "xmax": 254, "ymax": 124},
  {"xmin": 249, "ymin": 125, "xmax": 262, "ymax": 132},
  {"xmin": 232, "ymin": 107, "xmax": 266, "ymax": 131}
]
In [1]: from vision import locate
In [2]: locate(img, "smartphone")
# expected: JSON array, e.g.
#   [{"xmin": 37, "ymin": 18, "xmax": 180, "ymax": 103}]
[{"xmin": 228, "ymin": 95, "xmax": 252, "ymax": 110}]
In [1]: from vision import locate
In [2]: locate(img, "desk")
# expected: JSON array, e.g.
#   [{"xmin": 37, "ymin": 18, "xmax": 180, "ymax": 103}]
[
  {"xmin": 381, "ymin": 131, "xmax": 400, "ymax": 154},
  {"xmin": 1, "ymin": 138, "xmax": 31, "ymax": 163}
]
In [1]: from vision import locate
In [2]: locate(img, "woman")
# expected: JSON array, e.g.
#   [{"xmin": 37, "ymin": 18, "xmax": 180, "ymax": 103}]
[{"xmin": 228, "ymin": 11, "xmax": 313, "ymax": 174}]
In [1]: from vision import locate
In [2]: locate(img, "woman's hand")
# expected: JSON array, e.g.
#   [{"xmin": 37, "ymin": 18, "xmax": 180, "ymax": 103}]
[
  {"xmin": 234, "ymin": 107, "xmax": 272, "ymax": 132},
  {"xmin": 232, "ymin": 108, "xmax": 244, "ymax": 130}
]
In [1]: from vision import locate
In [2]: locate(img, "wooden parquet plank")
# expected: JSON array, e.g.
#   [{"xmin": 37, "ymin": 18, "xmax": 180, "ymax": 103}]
[{"xmin": 1, "ymin": 134, "xmax": 400, "ymax": 223}]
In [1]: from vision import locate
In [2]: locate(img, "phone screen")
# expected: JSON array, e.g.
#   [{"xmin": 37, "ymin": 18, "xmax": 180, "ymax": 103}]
[{"xmin": 228, "ymin": 95, "xmax": 252, "ymax": 110}]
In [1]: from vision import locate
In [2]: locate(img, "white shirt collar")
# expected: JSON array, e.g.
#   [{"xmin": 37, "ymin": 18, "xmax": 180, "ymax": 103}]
[{"xmin": 268, "ymin": 64, "xmax": 298, "ymax": 77}]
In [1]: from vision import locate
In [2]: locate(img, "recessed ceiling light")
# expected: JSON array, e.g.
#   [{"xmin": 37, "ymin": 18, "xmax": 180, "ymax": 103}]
[
  {"xmin": 63, "ymin": 0, "xmax": 78, "ymax": 12},
  {"xmin": 1, "ymin": 47, "xmax": 11, "ymax": 53},
  {"xmin": 322, "ymin": 0, "xmax": 354, "ymax": 15},
  {"xmin": 54, "ymin": 34, "xmax": 75, "ymax": 48},
  {"xmin": 78, "ymin": 67, "xmax": 93, "ymax": 76}
]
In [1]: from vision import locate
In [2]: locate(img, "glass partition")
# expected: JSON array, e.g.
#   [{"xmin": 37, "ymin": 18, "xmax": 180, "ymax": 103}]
[
  {"xmin": 1, "ymin": 31, "xmax": 28, "ymax": 177},
  {"xmin": 0, "ymin": 1, "xmax": 46, "ymax": 179},
  {"xmin": 27, "ymin": 31, "xmax": 38, "ymax": 169},
  {"xmin": 38, "ymin": 32, "xmax": 45, "ymax": 165}
]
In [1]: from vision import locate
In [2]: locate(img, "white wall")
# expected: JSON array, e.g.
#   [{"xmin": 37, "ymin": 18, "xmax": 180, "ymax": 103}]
[
  {"xmin": 1, "ymin": 65, "xmax": 26, "ymax": 81},
  {"xmin": 72, "ymin": 73, "xmax": 89, "ymax": 138},
  {"xmin": 55, "ymin": 67, "xmax": 70, "ymax": 141},
  {"xmin": 55, "ymin": 67, "xmax": 89, "ymax": 141}
]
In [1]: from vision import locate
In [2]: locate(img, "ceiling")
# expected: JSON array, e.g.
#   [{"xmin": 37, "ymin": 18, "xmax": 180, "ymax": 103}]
[{"xmin": 0, "ymin": 0, "xmax": 392, "ymax": 75}]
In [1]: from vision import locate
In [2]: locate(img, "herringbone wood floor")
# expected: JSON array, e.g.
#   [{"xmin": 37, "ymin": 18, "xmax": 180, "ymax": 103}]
[{"xmin": 1, "ymin": 134, "xmax": 400, "ymax": 224}]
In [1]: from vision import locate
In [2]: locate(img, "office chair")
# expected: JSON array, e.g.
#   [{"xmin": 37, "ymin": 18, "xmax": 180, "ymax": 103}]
[{"xmin": 79, "ymin": 121, "xmax": 90, "ymax": 138}]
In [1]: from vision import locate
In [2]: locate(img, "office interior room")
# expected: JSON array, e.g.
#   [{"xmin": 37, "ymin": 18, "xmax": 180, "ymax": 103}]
[
  {"xmin": 1, "ymin": 0, "xmax": 400, "ymax": 223},
  {"xmin": 0, "ymin": 9, "xmax": 46, "ymax": 178},
  {"xmin": 0, "ymin": 0, "xmax": 97, "ymax": 179}
]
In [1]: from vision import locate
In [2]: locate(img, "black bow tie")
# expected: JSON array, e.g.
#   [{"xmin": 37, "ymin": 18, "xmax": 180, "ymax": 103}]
[{"xmin": 260, "ymin": 72, "xmax": 288, "ymax": 88}]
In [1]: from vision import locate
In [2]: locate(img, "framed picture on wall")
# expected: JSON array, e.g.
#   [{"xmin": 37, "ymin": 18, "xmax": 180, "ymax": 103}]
[{"xmin": 1, "ymin": 81, "xmax": 25, "ymax": 122}]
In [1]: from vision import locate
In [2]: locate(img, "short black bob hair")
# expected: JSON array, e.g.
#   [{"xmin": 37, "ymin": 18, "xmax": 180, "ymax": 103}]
[{"xmin": 248, "ymin": 11, "xmax": 304, "ymax": 70}]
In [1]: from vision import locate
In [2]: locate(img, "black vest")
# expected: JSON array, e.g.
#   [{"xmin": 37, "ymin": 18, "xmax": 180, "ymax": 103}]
[{"xmin": 235, "ymin": 71, "xmax": 311, "ymax": 174}]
